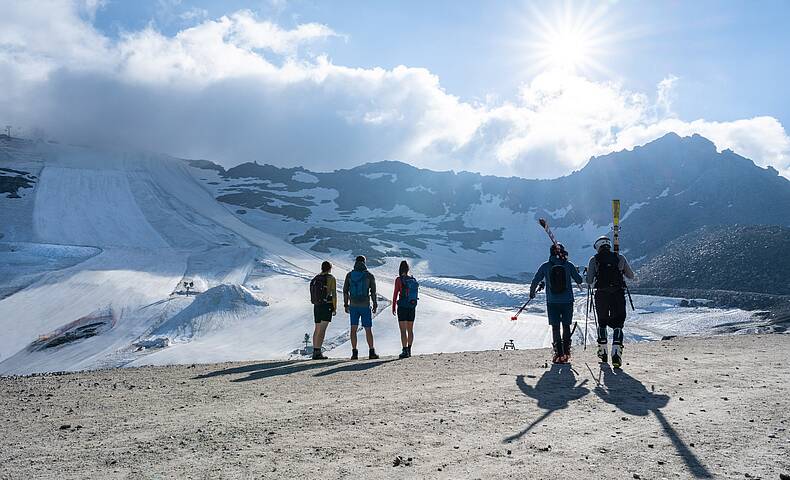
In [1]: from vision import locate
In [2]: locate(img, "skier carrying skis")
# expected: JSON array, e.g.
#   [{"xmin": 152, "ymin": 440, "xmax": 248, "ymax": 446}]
[
  {"xmin": 529, "ymin": 243, "xmax": 584, "ymax": 363},
  {"xmin": 392, "ymin": 260, "xmax": 419, "ymax": 359},
  {"xmin": 343, "ymin": 255, "xmax": 379, "ymax": 360},
  {"xmin": 309, "ymin": 261, "xmax": 337, "ymax": 360},
  {"xmin": 586, "ymin": 236, "xmax": 635, "ymax": 368}
]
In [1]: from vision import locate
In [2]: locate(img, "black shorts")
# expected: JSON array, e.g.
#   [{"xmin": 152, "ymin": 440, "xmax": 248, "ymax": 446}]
[
  {"xmin": 397, "ymin": 307, "xmax": 416, "ymax": 322},
  {"xmin": 314, "ymin": 303, "xmax": 333, "ymax": 323}
]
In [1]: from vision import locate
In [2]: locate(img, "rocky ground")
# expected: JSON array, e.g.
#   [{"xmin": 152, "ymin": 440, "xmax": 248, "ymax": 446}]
[{"xmin": 1, "ymin": 335, "xmax": 789, "ymax": 480}]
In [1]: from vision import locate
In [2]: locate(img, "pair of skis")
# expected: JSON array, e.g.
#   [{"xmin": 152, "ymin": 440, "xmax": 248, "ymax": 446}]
[{"xmin": 612, "ymin": 199, "xmax": 635, "ymax": 311}]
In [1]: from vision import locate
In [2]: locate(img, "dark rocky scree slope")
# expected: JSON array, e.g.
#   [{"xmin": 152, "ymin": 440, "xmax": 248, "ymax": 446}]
[
  {"xmin": 636, "ymin": 225, "xmax": 790, "ymax": 295},
  {"xmin": 635, "ymin": 225, "xmax": 790, "ymax": 320},
  {"xmin": 191, "ymin": 133, "xmax": 790, "ymax": 267}
]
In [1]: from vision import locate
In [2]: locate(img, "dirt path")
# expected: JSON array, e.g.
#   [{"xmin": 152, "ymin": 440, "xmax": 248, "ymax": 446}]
[{"xmin": 1, "ymin": 335, "xmax": 788, "ymax": 479}]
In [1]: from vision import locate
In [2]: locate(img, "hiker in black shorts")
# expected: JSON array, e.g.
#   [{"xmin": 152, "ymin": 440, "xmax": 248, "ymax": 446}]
[
  {"xmin": 392, "ymin": 260, "xmax": 419, "ymax": 359},
  {"xmin": 309, "ymin": 261, "xmax": 337, "ymax": 360}
]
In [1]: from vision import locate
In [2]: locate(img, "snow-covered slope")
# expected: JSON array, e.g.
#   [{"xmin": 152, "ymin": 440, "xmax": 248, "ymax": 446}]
[{"xmin": 0, "ymin": 136, "xmax": 768, "ymax": 375}]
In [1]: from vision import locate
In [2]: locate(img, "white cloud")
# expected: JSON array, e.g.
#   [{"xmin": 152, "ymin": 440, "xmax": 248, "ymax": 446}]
[{"xmin": 1, "ymin": 2, "xmax": 788, "ymax": 179}]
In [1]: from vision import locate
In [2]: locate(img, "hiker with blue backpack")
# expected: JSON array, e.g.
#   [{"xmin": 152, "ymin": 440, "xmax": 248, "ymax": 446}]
[
  {"xmin": 343, "ymin": 255, "xmax": 379, "ymax": 360},
  {"xmin": 529, "ymin": 243, "xmax": 584, "ymax": 364},
  {"xmin": 392, "ymin": 260, "xmax": 419, "ymax": 359}
]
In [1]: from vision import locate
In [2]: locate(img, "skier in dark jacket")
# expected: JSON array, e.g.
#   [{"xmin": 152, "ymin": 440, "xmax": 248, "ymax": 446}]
[
  {"xmin": 530, "ymin": 243, "xmax": 584, "ymax": 363},
  {"xmin": 586, "ymin": 236, "xmax": 635, "ymax": 368},
  {"xmin": 343, "ymin": 255, "xmax": 379, "ymax": 360}
]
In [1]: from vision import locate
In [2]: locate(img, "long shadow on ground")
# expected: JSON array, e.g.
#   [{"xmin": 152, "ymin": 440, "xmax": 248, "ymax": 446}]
[
  {"xmin": 504, "ymin": 364, "xmax": 589, "ymax": 443},
  {"xmin": 594, "ymin": 364, "xmax": 712, "ymax": 479},
  {"xmin": 313, "ymin": 358, "xmax": 397, "ymax": 377},
  {"xmin": 193, "ymin": 360, "xmax": 344, "ymax": 382}
]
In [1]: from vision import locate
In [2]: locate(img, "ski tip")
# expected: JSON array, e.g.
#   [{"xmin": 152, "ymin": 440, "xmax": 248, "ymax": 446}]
[{"xmin": 538, "ymin": 218, "xmax": 547, "ymax": 228}]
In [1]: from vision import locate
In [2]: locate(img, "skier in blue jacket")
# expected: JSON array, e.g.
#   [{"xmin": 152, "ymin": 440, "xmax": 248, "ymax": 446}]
[{"xmin": 529, "ymin": 243, "xmax": 584, "ymax": 363}]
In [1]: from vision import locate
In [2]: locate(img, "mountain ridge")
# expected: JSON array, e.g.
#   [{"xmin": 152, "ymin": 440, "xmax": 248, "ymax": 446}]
[{"xmin": 187, "ymin": 132, "xmax": 789, "ymax": 273}]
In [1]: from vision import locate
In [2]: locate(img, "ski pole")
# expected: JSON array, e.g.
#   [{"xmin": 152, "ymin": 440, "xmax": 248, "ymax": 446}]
[
  {"xmin": 584, "ymin": 284, "xmax": 591, "ymax": 350},
  {"xmin": 511, "ymin": 281, "xmax": 544, "ymax": 320},
  {"xmin": 624, "ymin": 282, "xmax": 635, "ymax": 311},
  {"xmin": 511, "ymin": 297, "xmax": 533, "ymax": 321}
]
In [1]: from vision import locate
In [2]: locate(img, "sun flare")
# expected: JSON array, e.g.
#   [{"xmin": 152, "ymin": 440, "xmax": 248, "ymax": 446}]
[{"xmin": 514, "ymin": 1, "xmax": 621, "ymax": 76}]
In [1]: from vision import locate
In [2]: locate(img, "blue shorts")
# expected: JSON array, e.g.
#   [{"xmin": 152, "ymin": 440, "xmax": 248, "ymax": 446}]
[{"xmin": 349, "ymin": 306, "xmax": 373, "ymax": 328}]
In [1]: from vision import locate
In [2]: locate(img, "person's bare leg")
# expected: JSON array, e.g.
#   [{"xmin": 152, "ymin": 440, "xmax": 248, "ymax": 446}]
[
  {"xmin": 406, "ymin": 321, "xmax": 414, "ymax": 347},
  {"xmin": 315, "ymin": 321, "xmax": 329, "ymax": 349},
  {"xmin": 398, "ymin": 321, "xmax": 408, "ymax": 348},
  {"xmin": 312, "ymin": 323, "xmax": 322, "ymax": 350},
  {"xmin": 350, "ymin": 325, "xmax": 358, "ymax": 351},
  {"xmin": 364, "ymin": 327, "xmax": 375, "ymax": 350}
]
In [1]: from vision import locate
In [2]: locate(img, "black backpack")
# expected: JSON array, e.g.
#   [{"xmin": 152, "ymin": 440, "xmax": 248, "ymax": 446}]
[
  {"xmin": 549, "ymin": 264, "xmax": 568, "ymax": 294},
  {"xmin": 595, "ymin": 251, "xmax": 624, "ymax": 289},
  {"xmin": 309, "ymin": 274, "xmax": 330, "ymax": 305}
]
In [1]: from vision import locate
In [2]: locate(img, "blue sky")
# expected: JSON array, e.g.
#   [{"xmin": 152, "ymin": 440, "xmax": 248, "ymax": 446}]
[
  {"xmin": 2, "ymin": 0, "xmax": 789, "ymax": 178},
  {"xmin": 92, "ymin": 0, "xmax": 790, "ymax": 127}
]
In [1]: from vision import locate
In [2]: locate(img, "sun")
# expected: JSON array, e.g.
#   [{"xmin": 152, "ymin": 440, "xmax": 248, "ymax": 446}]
[
  {"xmin": 512, "ymin": 1, "xmax": 621, "ymax": 77},
  {"xmin": 542, "ymin": 27, "xmax": 594, "ymax": 72}
]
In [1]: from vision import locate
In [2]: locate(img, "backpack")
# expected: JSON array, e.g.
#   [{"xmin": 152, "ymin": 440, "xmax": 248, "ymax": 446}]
[
  {"xmin": 595, "ymin": 251, "xmax": 624, "ymax": 290},
  {"xmin": 348, "ymin": 270, "xmax": 369, "ymax": 302},
  {"xmin": 398, "ymin": 275, "xmax": 419, "ymax": 308},
  {"xmin": 549, "ymin": 264, "xmax": 568, "ymax": 294},
  {"xmin": 309, "ymin": 274, "xmax": 330, "ymax": 305}
]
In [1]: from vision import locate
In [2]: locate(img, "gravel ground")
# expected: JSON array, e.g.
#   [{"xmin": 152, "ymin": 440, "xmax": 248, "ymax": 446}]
[{"xmin": 1, "ymin": 334, "xmax": 789, "ymax": 479}]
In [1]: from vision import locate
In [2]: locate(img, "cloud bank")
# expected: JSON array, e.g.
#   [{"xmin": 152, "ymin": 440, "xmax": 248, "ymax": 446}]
[{"xmin": 1, "ymin": 1, "xmax": 788, "ymax": 178}]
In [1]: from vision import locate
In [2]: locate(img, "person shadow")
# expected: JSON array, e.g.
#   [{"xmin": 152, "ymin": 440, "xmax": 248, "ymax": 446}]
[
  {"xmin": 504, "ymin": 364, "xmax": 590, "ymax": 443},
  {"xmin": 594, "ymin": 364, "xmax": 713, "ymax": 478},
  {"xmin": 193, "ymin": 360, "xmax": 345, "ymax": 382}
]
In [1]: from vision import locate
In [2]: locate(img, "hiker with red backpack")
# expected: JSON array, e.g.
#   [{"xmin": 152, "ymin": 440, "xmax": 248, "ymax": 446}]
[
  {"xmin": 529, "ymin": 243, "xmax": 584, "ymax": 364},
  {"xmin": 343, "ymin": 255, "xmax": 379, "ymax": 360},
  {"xmin": 309, "ymin": 261, "xmax": 337, "ymax": 360},
  {"xmin": 392, "ymin": 260, "xmax": 419, "ymax": 359}
]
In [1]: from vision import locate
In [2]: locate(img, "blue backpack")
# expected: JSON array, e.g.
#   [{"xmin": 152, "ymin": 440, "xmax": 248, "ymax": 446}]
[
  {"xmin": 348, "ymin": 270, "xmax": 369, "ymax": 301},
  {"xmin": 398, "ymin": 275, "xmax": 419, "ymax": 308}
]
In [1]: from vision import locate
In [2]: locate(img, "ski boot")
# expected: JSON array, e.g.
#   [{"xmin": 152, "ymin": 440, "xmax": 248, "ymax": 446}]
[
  {"xmin": 597, "ymin": 343, "xmax": 608, "ymax": 364},
  {"xmin": 350, "ymin": 349, "xmax": 358, "ymax": 360},
  {"xmin": 563, "ymin": 341, "xmax": 572, "ymax": 364},
  {"xmin": 369, "ymin": 348, "xmax": 380, "ymax": 360},
  {"xmin": 552, "ymin": 343, "xmax": 563, "ymax": 364},
  {"xmin": 611, "ymin": 344, "xmax": 623, "ymax": 369}
]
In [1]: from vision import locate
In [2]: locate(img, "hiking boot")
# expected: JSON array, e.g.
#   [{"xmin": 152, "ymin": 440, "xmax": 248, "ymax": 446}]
[
  {"xmin": 350, "ymin": 349, "xmax": 358, "ymax": 360},
  {"xmin": 312, "ymin": 350, "xmax": 328, "ymax": 360},
  {"xmin": 406, "ymin": 346, "xmax": 412, "ymax": 358},
  {"xmin": 611, "ymin": 344, "xmax": 623, "ymax": 369},
  {"xmin": 597, "ymin": 344, "xmax": 608, "ymax": 364},
  {"xmin": 369, "ymin": 349, "xmax": 379, "ymax": 360},
  {"xmin": 398, "ymin": 348, "xmax": 409, "ymax": 359}
]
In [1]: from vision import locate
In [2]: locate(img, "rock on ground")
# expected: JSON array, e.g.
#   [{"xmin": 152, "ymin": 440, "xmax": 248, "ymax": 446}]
[{"xmin": 1, "ymin": 334, "xmax": 789, "ymax": 479}]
